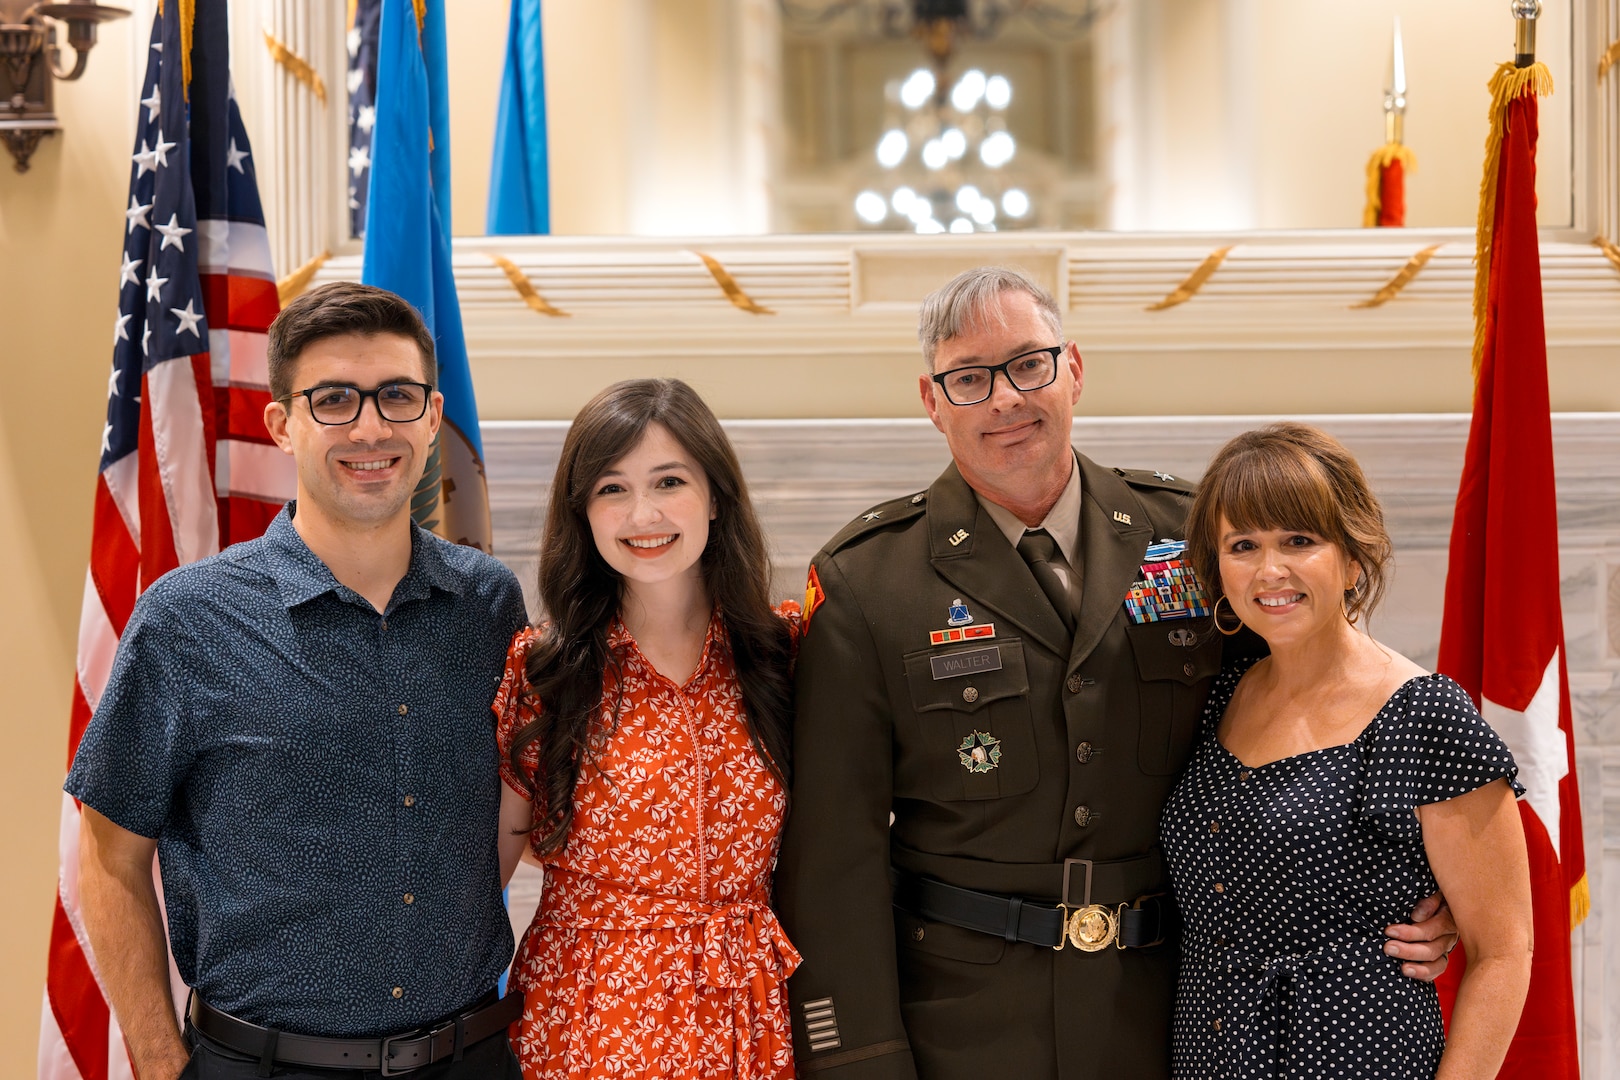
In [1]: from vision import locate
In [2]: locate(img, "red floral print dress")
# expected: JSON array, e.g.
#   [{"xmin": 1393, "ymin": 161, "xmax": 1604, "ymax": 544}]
[{"xmin": 494, "ymin": 606, "xmax": 801, "ymax": 1080}]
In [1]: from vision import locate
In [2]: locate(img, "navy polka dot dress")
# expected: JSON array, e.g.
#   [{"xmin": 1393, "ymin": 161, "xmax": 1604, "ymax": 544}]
[{"xmin": 1161, "ymin": 654, "xmax": 1523, "ymax": 1078}]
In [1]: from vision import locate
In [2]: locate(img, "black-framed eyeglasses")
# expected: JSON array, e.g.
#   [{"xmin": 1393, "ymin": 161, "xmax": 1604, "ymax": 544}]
[
  {"xmin": 930, "ymin": 345, "xmax": 1064, "ymax": 406},
  {"xmin": 280, "ymin": 382, "xmax": 434, "ymax": 426}
]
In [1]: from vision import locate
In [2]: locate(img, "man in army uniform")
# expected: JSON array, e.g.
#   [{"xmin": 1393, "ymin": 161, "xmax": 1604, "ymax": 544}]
[{"xmin": 775, "ymin": 267, "xmax": 1453, "ymax": 1080}]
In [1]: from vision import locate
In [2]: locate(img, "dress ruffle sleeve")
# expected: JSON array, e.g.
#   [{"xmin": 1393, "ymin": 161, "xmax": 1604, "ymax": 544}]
[
  {"xmin": 1357, "ymin": 674, "xmax": 1525, "ymax": 842},
  {"xmin": 494, "ymin": 625, "xmax": 544, "ymax": 801},
  {"xmin": 773, "ymin": 599, "xmax": 803, "ymax": 660}
]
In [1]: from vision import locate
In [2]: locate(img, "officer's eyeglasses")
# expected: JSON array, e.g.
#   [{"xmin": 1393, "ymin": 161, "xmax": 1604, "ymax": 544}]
[
  {"xmin": 930, "ymin": 346, "xmax": 1064, "ymax": 406},
  {"xmin": 280, "ymin": 382, "xmax": 433, "ymax": 426}
]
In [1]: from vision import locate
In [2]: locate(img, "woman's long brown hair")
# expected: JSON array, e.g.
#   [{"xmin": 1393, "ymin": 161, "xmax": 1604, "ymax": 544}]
[{"xmin": 507, "ymin": 379, "xmax": 794, "ymax": 855}]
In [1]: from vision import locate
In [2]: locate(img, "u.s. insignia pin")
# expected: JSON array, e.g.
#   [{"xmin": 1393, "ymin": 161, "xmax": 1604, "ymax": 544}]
[{"xmin": 958, "ymin": 730, "xmax": 1002, "ymax": 773}]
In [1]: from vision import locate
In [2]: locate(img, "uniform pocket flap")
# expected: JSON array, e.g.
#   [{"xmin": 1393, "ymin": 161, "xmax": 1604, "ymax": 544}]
[
  {"xmin": 1125, "ymin": 621, "xmax": 1222, "ymax": 686},
  {"xmin": 903, "ymin": 641, "xmax": 1029, "ymax": 714}
]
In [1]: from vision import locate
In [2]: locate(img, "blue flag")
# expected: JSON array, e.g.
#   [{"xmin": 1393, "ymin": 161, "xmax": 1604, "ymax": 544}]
[
  {"xmin": 487, "ymin": 0, "xmax": 550, "ymax": 235},
  {"xmin": 362, "ymin": 0, "xmax": 492, "ymax": 551}
]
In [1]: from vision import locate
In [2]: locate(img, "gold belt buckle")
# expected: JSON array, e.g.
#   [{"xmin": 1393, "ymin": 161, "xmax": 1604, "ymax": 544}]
[{"xmin": 1053, "ymin": 859, "xmax": 1120, "ymax": 952}]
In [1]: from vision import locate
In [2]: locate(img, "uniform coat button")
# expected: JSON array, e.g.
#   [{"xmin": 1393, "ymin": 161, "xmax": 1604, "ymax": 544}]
[
  {"xmin": 1075, "ymin": 741, "xmax": 1096, "ymax": 764},
  {"xmin": 1074, "ymin": 805, "xmax": 1098, "ymax": 827},
  {"xmin": 1183, "ymin": 662, "xmax": 1195, "ymax": 677},
  {"xmin": 1066, "ymin": 674, "xmax": 1083, "ymax": 694}
]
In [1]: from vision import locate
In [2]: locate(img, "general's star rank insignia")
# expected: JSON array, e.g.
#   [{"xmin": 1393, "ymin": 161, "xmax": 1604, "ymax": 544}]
[
  {"xmin": 958, "ymin": 730, "xmax": 1002, "ymax": 773},
  {"xmin": 802, "ymin": 564, "xmax": 826, "ymax": 634}
]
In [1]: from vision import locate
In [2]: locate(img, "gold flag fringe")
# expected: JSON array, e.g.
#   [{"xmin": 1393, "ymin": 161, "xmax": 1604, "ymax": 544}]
[
  {"xmin": 1600, "ymin": 39, "xmax": 1620, "ymax": 79},
  {"xmin": 1594, "ymin": 236, "xmax": 1620, "ymax": 273},
  {"xmin": 347, "ymin": 0, "xmax": 359, "ymax": 31},
  {"xmin": 411, "ymin": 0, "xmax": 427, "ymax": 36},
  {"xmin": 1572, "ymin": 873, "xmax": 1591, "ymax": 929},
  {"xmin": 1361, "ymin": 143, "xmax": 1417, "ymax": 228},
  {"xmin": 693, "ymin": 252, "xmax": 775, "ymax": 315},
  {"xmin": 487, "ymin": 254, "xmax": 570, "ymax": 317},
  {"xmin": 276, "ymin": 249, "xmax": 331, "ymax": 305},
  {"xmin": 263, "ymin": 30, "xmax": 329, "ymax": 105},
  {"xmin": 1351, "ymin": 244, "xmax": 1442, "ymax": 309},
  {"xmin": 1472, "ymin": 61, "xmax": 1554, "ymax": 380},
  {"xmin": 156, "ymin": 0, "xmax": 197, "ymax": 95},
  {"xmin": 1145, "ymin": 246, "xmax": 1234, "ymax": 312}
]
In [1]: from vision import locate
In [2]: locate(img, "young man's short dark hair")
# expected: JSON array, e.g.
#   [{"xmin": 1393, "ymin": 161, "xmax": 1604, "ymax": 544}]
[{"xmin": 266, "ymin": 281, "xmax": 438, "ymax": 400}]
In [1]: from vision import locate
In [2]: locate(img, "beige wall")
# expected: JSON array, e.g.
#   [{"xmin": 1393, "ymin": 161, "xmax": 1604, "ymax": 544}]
[{"xmin": 0, "ymin": 15, "xmax": 137, "ymax": 1079}]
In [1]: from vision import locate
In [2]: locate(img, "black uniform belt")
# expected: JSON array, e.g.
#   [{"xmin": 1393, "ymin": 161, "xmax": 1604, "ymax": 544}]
[
  {"xmin": 891, "ymin": 864, "xmax": 1176, "ymax": 952},
  {"xmin": 188, "ymin": 990, "xmax": 522, "ymax": 1076}
]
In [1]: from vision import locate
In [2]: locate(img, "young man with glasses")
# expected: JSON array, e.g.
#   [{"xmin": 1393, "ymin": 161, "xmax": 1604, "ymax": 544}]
[
  {"xmin": 67, "ymin": 281, "xmax": 528, "ymax": 1079},
  {"xmin": 775, "ymin": 267, "xmax": 1457, "ymax": 1080}
]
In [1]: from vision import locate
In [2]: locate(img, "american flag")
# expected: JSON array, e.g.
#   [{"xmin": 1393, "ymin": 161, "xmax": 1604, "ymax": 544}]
[
  {"xmin": 39, "ymin": 4, "xmax": 291, "ymax": 1077},
  {"xmin": 346, "ymin": 0, "xmax": 381, "ymax": 239}
]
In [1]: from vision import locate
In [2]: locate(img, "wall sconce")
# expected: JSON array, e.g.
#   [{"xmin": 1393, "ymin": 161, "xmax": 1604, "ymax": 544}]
[{"xmin": 0, "ymin": 0, "xmax": 130, "ymax": 173}]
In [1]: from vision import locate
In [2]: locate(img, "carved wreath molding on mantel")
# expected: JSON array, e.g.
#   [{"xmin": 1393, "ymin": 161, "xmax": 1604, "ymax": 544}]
[{"xmin": 309, "ymin": 231, "xmax": 1620, "ymax": 356}]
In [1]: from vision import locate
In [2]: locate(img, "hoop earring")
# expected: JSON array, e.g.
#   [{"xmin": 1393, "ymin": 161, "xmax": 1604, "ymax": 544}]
[
  {"xmin": 1344, "ymin": 588, "xmax": 1360, "ymax": 627},
  {"xmin": 1213, "ymin": 595, "xmax": 1244, "ymax": 637}
]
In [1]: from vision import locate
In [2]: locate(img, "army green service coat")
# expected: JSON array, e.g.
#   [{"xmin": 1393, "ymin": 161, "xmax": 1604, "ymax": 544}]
[{"xmin": 777, "ymin": 455, "xmax": 1241, "ymax": 1080}]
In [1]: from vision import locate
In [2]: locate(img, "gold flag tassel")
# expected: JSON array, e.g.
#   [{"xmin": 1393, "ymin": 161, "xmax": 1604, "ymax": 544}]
[
  {"xmin": 1361, "ymin": 143, "xmax": 1417, "ymax": 228},
  {"xmin": 1351, "ymin": 244, "xmax": 1442, "ymax": 309},
  {"xmin": 488, "ymin": 254, "xmax": 570, "ymax": 317},
  {"xmin": 1471, "ymin": 61, "xmax": 1554, "ymax": 378},
  {"xmin": 1144, "ymin": 246, "xmax": 1234, "ymax": 312},
  {"xmin": 263, "ymin": 29, "xmax": 329, "ymax": 105},
  {"xmin": 1572, "ymin": 872, "xmax": 1591, "ymax": 928},
  {"xmin": 155, "ymin": 0, "xmax": 197, "ymax": 95},
  {"xmin": 277, "ymin": 250, "xmax": 332, "ymax": 305}
]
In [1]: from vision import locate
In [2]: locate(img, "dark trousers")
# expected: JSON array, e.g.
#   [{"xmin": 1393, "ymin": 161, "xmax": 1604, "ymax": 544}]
[{"xmin": 181, "ymin": 1023, "xmax": 522, "ymax": 1080}]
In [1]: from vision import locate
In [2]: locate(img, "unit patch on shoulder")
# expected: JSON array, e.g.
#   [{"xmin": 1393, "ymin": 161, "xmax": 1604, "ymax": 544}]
[{"xmin": 802, "ymin": 564, "xmax": 826, "ymax": 634}]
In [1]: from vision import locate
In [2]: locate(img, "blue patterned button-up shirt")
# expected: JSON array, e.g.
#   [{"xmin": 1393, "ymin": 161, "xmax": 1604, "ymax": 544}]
[{"xmin": 67, "ymin": 504, "xmax": 529, "ymax": 1037}]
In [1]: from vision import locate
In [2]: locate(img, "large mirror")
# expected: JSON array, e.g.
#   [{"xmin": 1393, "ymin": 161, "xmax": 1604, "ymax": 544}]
[{"xmin": 441, "ymin": 0, "xmax": 1573, "ymax": 238}]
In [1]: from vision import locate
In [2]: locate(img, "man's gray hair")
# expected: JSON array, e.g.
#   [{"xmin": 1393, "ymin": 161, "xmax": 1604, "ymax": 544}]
[{"xmin": 916, "ymin": 266, "xmax": 1064, "ymax": 371}]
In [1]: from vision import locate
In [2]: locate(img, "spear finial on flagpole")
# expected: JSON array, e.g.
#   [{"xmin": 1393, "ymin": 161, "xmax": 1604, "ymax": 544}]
[
  {"xmin": 1513, "ymin": 0, "xmax": 1541, "ymax": 68},
  {"xmin": 1383, "ymin": 17, "xmax": 1407, "ymax": 146},
  {"xmin": 1364, "ymin": 17, "xmax": 1415, "ymax": 227}
]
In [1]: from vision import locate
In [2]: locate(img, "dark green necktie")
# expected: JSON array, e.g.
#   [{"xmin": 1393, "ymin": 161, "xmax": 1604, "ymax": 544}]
[{"xmin": 1017, "ymin": 528, "xmax": 1075, "ymax": 633}]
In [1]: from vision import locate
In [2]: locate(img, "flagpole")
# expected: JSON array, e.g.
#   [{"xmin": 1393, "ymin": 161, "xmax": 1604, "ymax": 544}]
[{"xmin": 1513, "ymin": 0, "xmax": 1539, "ymax": 68}]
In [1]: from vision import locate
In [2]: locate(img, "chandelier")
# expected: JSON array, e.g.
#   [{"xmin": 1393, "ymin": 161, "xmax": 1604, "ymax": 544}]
[
  {"xmin": 780, "ymin": 0, "xmax": 1110, "ymax": 233},
  {"xmin": 854, "ymin": 64, "xmax": 1027, "ymax": 233}
]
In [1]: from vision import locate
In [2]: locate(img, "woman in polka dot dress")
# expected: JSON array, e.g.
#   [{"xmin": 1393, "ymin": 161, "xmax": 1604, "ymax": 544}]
[
  {"xmin": 493, "ymin": 380, "xmax": 801, "ymax": 1079},
  {"xmin": 1162, "ymin": 423, "xmax": 1532, "ymax": 1079}
]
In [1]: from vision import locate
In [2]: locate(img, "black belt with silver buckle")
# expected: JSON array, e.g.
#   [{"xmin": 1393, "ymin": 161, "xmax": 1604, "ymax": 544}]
[
  {"xmin": 188, "ymin": 990, "xmax": 522, "ymax": 1076},
  {"xmin": 891, "ymin": 863, "xmax": 1175, "ymax": 952}
]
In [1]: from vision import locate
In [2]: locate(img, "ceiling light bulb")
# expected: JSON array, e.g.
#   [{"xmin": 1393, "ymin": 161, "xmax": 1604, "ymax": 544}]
[
  {"xmin": 891, "ymin": 186, "xmax": 917, "ymax": 214},
  {"xmin": 940, "ymin": 127, "xmax": 967, "ymax": 159},
  {"xmin": 921, "ymin": 138, "xmax": 948, "ymax": 170},
  {"xmin": 980, "ymin": 131, "xmax": 1015, "ymax": 168},
  {"xmin": 900, "ymin": 69, "xmax": 936, "ymax": 110},
  {"xmin": 951, "ymin": 69, "xmax": 987, "ymax": 111},
  {"xmin": 855, "ymin": 190, "xmax": 888, "ymax": 224},
  {"xmin": 917, "ymin": 218, "xmax": 946, "ymax": 234},
  {"xmin": 955, "ymin": 185, "xmax": 981, "ymax": 213},
  {"xmin": 949, "ymin": 217, "xmax": 974, "ymax": 234},
  {"xmin": 985, "ymin": 75, "xmax": 1011, "ymax": 110},
  {"xmin": 1001, "ymin": 188, "xmax": 1030, "ymax": 217},
  {"xmin": 876, "ymin": 128, "xmax": 908, "ymax": 168},
  {"xmin": 971, "ymin": 199, "xmax": 996, "ymax": 225}
]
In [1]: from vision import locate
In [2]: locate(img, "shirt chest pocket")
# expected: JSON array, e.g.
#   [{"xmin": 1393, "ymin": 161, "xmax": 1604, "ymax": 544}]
[
  {"xmin": 903, "ymin": 640, "xmax": 1038, "ymax": 801},
  {"xmin": 1126, "ymin": 620, "xmax": 1222, "ymax": 775}
]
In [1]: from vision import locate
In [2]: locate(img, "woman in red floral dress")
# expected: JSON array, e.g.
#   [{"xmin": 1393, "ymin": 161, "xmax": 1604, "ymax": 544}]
[{"xmin": 495, "ymin": 379, "xmax": 800, "ymax": 1079}]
